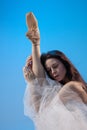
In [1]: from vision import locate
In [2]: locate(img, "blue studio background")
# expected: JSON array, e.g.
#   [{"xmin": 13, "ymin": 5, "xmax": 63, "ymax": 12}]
[{"xmin": 0, "ymin": 0, "xmax": 87, "ymax": 130}]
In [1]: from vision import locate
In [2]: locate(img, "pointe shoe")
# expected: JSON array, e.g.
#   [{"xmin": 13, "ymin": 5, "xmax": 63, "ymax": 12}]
[{"xmin": 26, "ymin": 12, "xmax": 38, "ymax": 31}]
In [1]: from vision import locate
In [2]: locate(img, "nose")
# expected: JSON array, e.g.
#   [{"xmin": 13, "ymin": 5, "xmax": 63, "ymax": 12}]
[{"xmin": 51, "ymin": 68, "xmax": 56, "ymax": 75}]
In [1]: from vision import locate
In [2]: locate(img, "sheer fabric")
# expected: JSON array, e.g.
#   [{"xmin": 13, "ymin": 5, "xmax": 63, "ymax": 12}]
[{"xmin": 24, "ymin": 77, "xmax": 87, "ymax": 130}]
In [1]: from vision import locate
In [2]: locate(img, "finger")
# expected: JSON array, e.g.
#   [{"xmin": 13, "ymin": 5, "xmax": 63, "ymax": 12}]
[
  {"xmin": 25, "ymin": 66, "xmax": 33, "ymax": 73},
  {"xmin": 26, "ymin": 59, "xmax": 32, "ymax": 68},
  {"xmin": 26, "ymin": 30, "xmax": 35, "ymax": 36},
  {"xmin": 26, "ymin": 56, "xmax": 32, "ymax": 63},
  {"xmin": 26, "ymin": 30, "xmax": 33, "ymax": 35},
  {"xmin": 23, "ymin": 66, "xmax": 30, "ymax": 73},
  {"xmin": 26, "ymin": 62, "xmax": 32, "ymax": 67},
  {"xmin": 26, "ymin": 35, "xmax": 33, "ymax": 40},
  {"xmin": 26, "ymin": 58, "xmax": 32, "ymax": 64},
  {"xmin": 23, "ymin": 67, "xmax": 27, "ymax": 73},
  {"xmin": 32, "ymin": 34, "xmax": 37, "ymax": 38},
  {"xmin": 26, "ymin": 55, "xmax": 32, "ymax": 61},
  {"xmin": 28, "ymin": 69, "xmax": 33, "ymax": 74}
]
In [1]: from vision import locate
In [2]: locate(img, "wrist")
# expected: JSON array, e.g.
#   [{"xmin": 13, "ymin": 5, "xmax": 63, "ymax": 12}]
[{"xmin": 32, "ymin": 41, "xmax": 40, "ymax": 46}]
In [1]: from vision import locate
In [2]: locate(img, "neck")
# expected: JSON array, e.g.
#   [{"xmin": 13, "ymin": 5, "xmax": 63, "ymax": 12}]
[{"xmin": 60, "ymin": 77, "xmax": 70, "ymax": 85}]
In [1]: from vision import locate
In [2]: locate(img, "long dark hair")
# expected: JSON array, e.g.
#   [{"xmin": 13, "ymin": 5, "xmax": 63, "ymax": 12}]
[{"xmin": 40, "ymin": 50, "xmax": 86, "ymax": 86}]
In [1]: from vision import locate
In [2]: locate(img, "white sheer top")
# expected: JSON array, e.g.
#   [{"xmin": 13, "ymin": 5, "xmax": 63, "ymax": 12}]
[{"xmin": 24, "ymin": 77, "xmax": 87, "ymax": 130}]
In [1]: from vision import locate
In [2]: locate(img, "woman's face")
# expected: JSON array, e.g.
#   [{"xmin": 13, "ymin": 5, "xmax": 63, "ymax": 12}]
[{"xmin": 45, "ymin": 58, "xmax": 67, "ymax": 81}]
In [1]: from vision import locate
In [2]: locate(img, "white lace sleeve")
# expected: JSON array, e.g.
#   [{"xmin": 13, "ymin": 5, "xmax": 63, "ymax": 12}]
[
  {"xmin": 23, "ymin": 78, "xmax": 44, "ymax": 120},
  {"xmin": 23, "ymin": 77, "xmax": 62, "ymax": 120}
]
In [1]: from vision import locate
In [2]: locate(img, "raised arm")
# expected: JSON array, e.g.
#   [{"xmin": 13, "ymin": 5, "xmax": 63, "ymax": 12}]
[{"xmin": 26, "ymin": 12, "xmax": 45, "ymax": 78}]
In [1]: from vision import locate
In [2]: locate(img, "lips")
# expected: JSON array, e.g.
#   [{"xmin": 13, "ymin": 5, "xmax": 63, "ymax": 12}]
[
  {"xmin": 54, "ymin": 75, "xmax": 61, "ymax": 80},
  {"xmin": 54, "ymin": 75, "xmax": 59, "ymax": 79}
]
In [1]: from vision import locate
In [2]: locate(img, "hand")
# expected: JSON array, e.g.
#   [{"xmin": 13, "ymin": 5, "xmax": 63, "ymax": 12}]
[
  {"xmin": 23, "ymin": 56, "xmax": 36, "ymax": 82},
  {"xmin": 26, "ymin": 28, "xmax": 40, "ymax": 45},
  {"xmin": 26, "ymin": 55, "xmax": 32, "ymax": 68}
]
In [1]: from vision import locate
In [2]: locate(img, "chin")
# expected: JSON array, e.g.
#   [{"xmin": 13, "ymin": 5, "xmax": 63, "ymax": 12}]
[{"xmin": 55, "ymin": 78, "xmax": 62, "ymax": 82}]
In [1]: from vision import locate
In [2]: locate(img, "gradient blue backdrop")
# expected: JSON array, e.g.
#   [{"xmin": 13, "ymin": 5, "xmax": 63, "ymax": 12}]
[{"xmin": 0, "ymin": 0, "xmax": 87, "ymax": 130}]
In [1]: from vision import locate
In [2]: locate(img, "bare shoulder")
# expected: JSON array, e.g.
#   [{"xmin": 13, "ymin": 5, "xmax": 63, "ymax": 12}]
[
  {"xmin": 62, "ymin": 81, "xmax": 85, "ymax": 94},
  {"xmin": 65, "ymin": 81, "xmax": 82, "ymax": 86},
  {"xmin": 63, "ymin": 81, "xmax": 83, "ymax": 88}
]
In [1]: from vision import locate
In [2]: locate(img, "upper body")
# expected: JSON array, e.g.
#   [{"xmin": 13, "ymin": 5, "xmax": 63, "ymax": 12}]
[{"xmin": 23, "ymin": 15, "xmax": 87, "ymax": 112}]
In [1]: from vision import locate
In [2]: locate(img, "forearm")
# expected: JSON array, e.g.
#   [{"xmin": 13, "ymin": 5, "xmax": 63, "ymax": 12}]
[{"xmin": 32, "ymin": 43, "xmax": 45, "ymax": 78}]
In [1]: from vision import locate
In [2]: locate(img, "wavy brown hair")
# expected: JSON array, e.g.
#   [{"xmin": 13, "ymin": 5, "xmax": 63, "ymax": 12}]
[{"xmin": 40, "ymin": 50, "xmax": 87, "ymax": 87}]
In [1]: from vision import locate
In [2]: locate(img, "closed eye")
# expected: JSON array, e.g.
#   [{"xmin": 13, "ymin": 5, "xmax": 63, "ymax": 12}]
[
  {"xmin": 52, "ymin": 64, "xmax": 59, "ymax": 68},
  {"xmin": 46, "ymin": 64, "xmax": 59, "ymax": 72}
]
